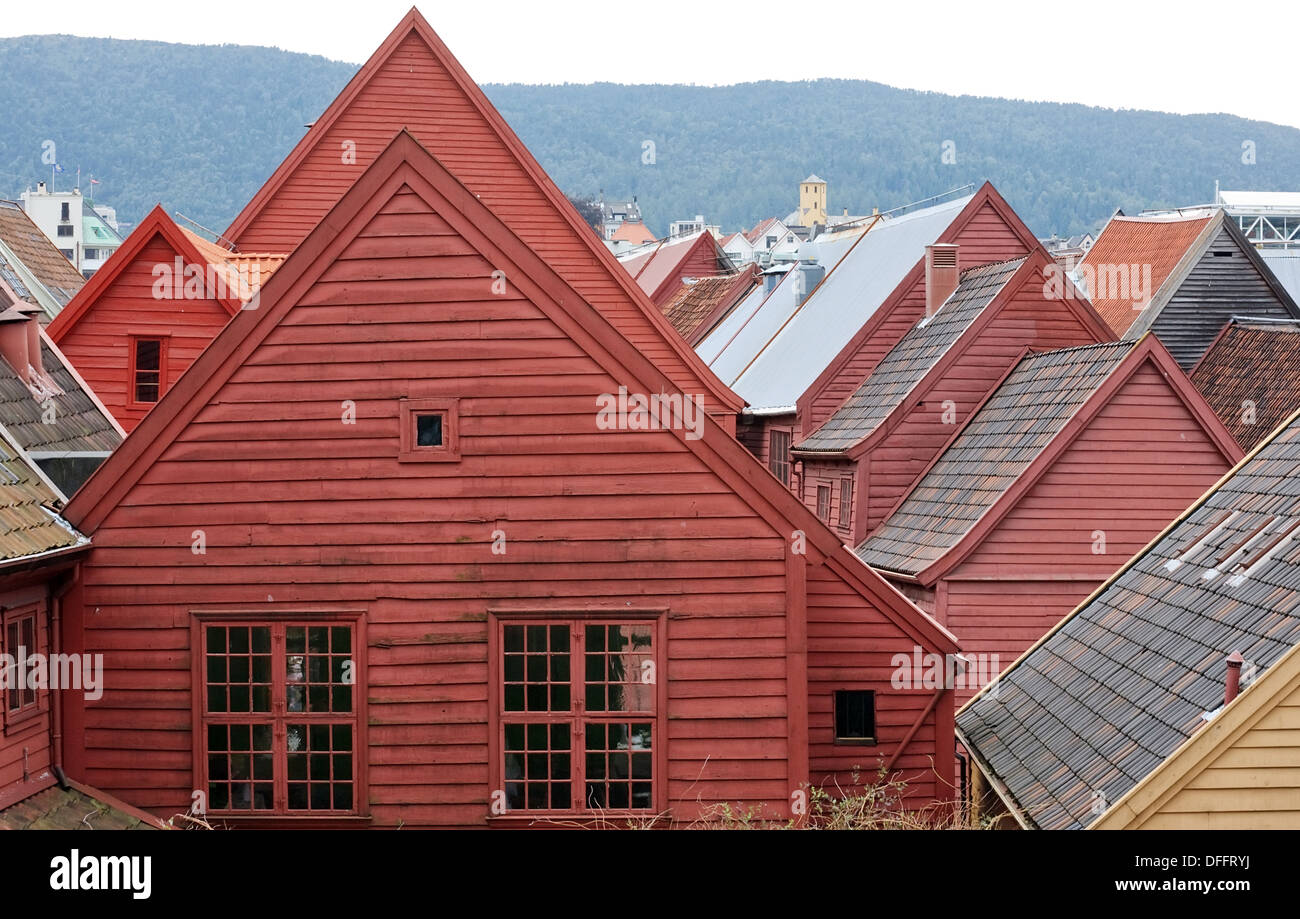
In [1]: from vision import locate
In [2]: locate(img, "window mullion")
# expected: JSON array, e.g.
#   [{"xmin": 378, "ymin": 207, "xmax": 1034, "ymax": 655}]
[
  {"xmin": 273, "ymin": 624, "xmax": 286, "ymax": 812},
  {"xmin": 572, "ymin": 620, "xmax": 585, "ymax": 811}
]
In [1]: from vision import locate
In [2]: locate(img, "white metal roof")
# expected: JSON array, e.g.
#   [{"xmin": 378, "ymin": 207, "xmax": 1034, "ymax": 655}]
[
  {"xmin": 713, "ymin": 195, "xmax": 972, "ymax": 411},
  {"xmin": 1261, "ymin": 250, "xmax": 1300, "ymax": 304}
]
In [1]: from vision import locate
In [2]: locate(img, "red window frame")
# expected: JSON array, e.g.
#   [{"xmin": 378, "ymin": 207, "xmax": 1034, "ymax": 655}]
[
  {"xmin": 2, "ymin": 606, "xmax": 44, "ymax": 732},
  {"xmin": 398, "ymin": 398, "xmax": 460, "ymax": 463},
  {"xmin": 191, "ymin": 611, "xmax": 367, "ymax": 821},
  {"xmin": 488, "ymin": 613, "xmax": 666, "ymax": 819},
  {"xmin": 128, "ymin": 334, "xmax": 168, "ymax": 407},
  {"xmin": 769, "ymin": 430, "xmax": 791, "ymax": 487}
]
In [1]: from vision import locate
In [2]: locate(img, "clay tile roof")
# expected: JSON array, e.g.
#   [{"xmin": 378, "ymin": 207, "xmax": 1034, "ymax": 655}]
[
  {"xmin": 180, "ymin": 229, "xmax": 285, "ymax": 299},
  {"xmin": 1080, "ymin": 214, "xmax": 1212, "ymax": 336},
  {"xmin": 798, "ymin": 258, "xmax": 1025, "ymax": 453},
  {"xmin": 610, "ymin": 221, "xmax": 656, "ymax": 245},
  {"xmin": 958, "ymin": 410, "xmax": 1300, "ymax": 829},
  {"xmin": 0, "ymin": 336, "xmax": 123, "ymax": 456},
  {"xmin": 0, "ymin": 784, "xmax": 160, "ymax": 829},
  {"xmin": 0, "ymin": 440, "xmax": 86, "ymax": 562},
  {"xmin": 1191, "ymin": 317, "xmax": 1300, "ymax": 451},
  {"xmin": 0, "ymin": 200, "xmax": 85, "ymax": 309},
  {"xmin": 660, "ymin": 268, "xmax": 762, "ymax": 343},
  {"xmin": 856, "ymin": 340, "xmax": 1137, "ymax": 576},
  {"xmin": 744, "ymin": 217, "xmax": 780, "ymax": 245}
]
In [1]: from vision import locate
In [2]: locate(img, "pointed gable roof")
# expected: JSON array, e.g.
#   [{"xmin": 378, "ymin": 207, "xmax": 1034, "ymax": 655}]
[
  {"xmin": 223, "ymin": 9, "xmax": 739, "ymax": 412},
  {"xmin": 1190, "ymin": 317, "xmax": 1300, "ymax": 451},
  {"xmin": 63, "ymin": 130, "xmax": 958, "ymax": 660},
  {"xmin": 46, "ymin": 206, "xmax": 248, "ymax": 344},
  {"xmin": 620, "ymin": 232, "xmax": 733, "ymax": 305},
  {"xmin": 660, "ymin": 266, "xmax": 761, "ymax": 345},
  {"xmin": 1080, "ymin": 212, "xmax": 1215, "ymax": 336},
  {"xmin": 855, "ymin": 336, "xmax": 1242, "ymax": 583},
  {"xmin": 958, "ymin": 409, "xmax": 1300, "ymax": 830}
]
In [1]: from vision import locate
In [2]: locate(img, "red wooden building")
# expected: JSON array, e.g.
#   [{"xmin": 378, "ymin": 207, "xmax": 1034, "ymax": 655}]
[
  {"xmin": 45, "ymin": 207, "xmax": 283, "ymax": 432},
  {"xmin": 55, "ymin": 48, "xmax": 965, "ymax": 826},
  {"xmin": 793, "ymin": 246, "xmax": 1112, "ymax": 543},
  {"xmin": 702, "ymin": 184, "xmax": 1046, "ymax": 500},
  {"xmin": 854, "ymin": 337, "xmax": 1243, "ymax": 696},
  {"xmin": 222, "ymin": 10, "xmax": 742, "ymax": 433},
  {"xmin": 618, "ymin": 232, "xmax": 736, "ymax": 308}
]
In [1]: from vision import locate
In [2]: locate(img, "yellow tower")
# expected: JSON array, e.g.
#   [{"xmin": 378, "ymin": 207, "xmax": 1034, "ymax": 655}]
[{"xmin": 799, "ymin": 174, "xmax": 827, "ymax": 228}]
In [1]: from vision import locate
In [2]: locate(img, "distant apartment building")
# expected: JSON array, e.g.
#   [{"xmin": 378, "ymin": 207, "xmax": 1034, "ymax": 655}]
[
  {"xmin": 598, "ymin": 194, "xmax": 643, "ymax": 240},
  {"xmin": 1040, "ymin": 232, "xmax": 1094, "ymax": 266},
  {"xmin": 20, "ymin": 183, "xmax": 123, "ymax": 277},
  {"xmin": 668, "ymin": 214, "xmax": 720, "ymax": 238}
]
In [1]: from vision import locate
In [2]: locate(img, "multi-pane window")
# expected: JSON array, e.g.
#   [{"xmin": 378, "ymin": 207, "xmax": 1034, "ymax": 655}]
[
  {"xmin": 499, "ymin": 620, "xmax": 656, "ymax": 813},
  {"xmin": 130, "ymin": 337, "xmax": 164, "ymax": 404},
  {"xmin": 3, "ymin": 610, "xmax": 39, "ymax": 723},
  {"xmin": 839, "ymin": 478, "xmax": 853, "ymax": 530},
  {"xmin": 200, "ymin": 621, "xmax": 359, "ymax": 815},
  {"xmin": 769, "ymin": 430, "xmax": 791, "ymax": 487},
  {"xmin": 816, "ymin": 484, "xmax": 831, "ymax": 522}
]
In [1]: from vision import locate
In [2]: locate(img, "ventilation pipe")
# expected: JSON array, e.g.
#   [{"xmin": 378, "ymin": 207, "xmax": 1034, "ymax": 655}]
[{"xmin": 1224, "ymin": 651, "xmax": 1244, "ymax": 706}]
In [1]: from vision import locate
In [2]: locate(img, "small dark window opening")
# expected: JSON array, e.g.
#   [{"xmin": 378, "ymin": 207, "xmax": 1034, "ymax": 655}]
[
  {"xmin": 834, "ymin": 690, "xmax": 875, "ymax": 743},
  {"xmin": 1212, "ymin": 250, "xmax": 1234, "ymax": 257},
  {"xmin": 133, "ymin": 338, "xmax": 162, "ymax": 403},
  {"xmin": 415, "ymin": 413, "xmax": 444, "ymax": 448},
  {"xmin": 56, "ymin": 224, "xmax": 73, "ymax": 237},
  {"xmin": 60, "ymin": 202, "xmax": 70, "ymax": 221}
]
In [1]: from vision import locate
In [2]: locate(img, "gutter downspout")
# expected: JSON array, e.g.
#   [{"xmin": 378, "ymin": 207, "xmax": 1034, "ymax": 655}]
[{"xmin": 50, "ymin": 564, "xmax": 79, "ymax": 789}]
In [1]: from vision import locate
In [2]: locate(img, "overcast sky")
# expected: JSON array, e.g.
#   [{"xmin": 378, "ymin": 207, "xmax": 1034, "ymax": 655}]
[{"xmin": 5, "ymin": 1, "xmax": 1299, "ymax": 129}]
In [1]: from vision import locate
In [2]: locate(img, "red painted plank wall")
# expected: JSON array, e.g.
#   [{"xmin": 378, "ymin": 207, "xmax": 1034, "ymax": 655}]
[
  {"xmin": 231, "ymin": 32, "xmax": 719, "ymax": 413},
  {"xmin": 858, "ymin": 267, "xmax": 1104, "ymax": 536},
  {"xmin": 60, "ymin": 186, "xmax": 937, "ymax": 826},
  {"xmin": 806, "ymin": 565, "xmax": 952, "ymax": 807},
  {"xmin": 805, "ymin": 200, "xmax": 1030, "ymax": 431},
  {"xmin": 53, "ymin": 235, "xmax": 234, "ymax": 432},
  {"xmin": 0, "ymin": 585, "xmax": 53, "ymax": 806}
]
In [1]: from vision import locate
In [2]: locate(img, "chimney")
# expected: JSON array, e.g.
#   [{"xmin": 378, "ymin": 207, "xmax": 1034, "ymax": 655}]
[
  {"xmin": 794, "ymin": 259, "xmax": 825, "ymax": 305},
  {"xmin": 925, "ymin": 244, "xmax": 960, "ymax": 317},
  {"xmin": 36, "ymin": 181, "xmax": 47, "ymax": 195},
  {"xmin": 1224, "ymin": 652, "xmax": 1244, "ymax": 706},
  {"xmin": 0, "ymin": 307, "xmax": 31, "ymax": 383},
  {"xmin": 16, "ymin": 304, "xmax": 44, "ymax": 379}
]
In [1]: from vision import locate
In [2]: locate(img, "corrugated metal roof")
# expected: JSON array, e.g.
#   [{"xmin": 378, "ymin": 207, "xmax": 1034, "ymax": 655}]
[
  {"xmin": 713, "ymin": 196, "xmax": 973, "ymax": 411},
  {"xmin": 0, "ymin": 438, "xmax": 86, "ymax": 562},
  {"xmin": 856, "ymin": 341, "xmax": 1136, "ymax": 575},
  {"xmin": 1260, "ymin": 250, "xmax": 1300, "ymax": 305},
  {"xmin": 798, "ymin": 258, "xmax": 1024, "ymax": 452},
  {"xmin": 1191, "ymin": 317, "xmax": 1300, "ymax": 451},
  {"xmin": 958, "ymin": 410, "xmax": 1300, "ymax": 829}
]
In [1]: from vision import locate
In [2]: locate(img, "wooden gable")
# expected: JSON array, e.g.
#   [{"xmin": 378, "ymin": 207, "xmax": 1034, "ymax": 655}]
[
  {"xmin": 224, "ymin": 9, "xmax": 740, "ymax": 419},
  {"xmin": 799, "ymin": 183, "xmax": 1042, "ymax": 432},
  {"xmin": 59, "ymin": 131, "xmax": 961, "ymax": 825},
  {"xmin": 45, "ymin": 207, "xmax": 242, "ymax": 432}
]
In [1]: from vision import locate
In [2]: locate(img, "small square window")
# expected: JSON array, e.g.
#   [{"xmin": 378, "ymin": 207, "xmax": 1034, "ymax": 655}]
[
  {"xmin": 834, "ymin": 690, "xmax": 875, "ymax": 744},
  {"xmin": 399, "ymin": 398, "xmax": 460, "ymax": 462},
  {"xmin": 415, "ymin": 413, "xmax": 443, "ymax": 448}
]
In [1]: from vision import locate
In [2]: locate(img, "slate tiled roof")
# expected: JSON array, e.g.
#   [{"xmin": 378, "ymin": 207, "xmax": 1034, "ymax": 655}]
[
  {"xmin": 659, "ymin": 268, "xmax": 760, "ymax": 342},
  {"xmin": 0, "ymin": 200, "xmax": 85, "ymax": 311},
  {"xmin": 0, "ymin": 438, "xmax": 86, "ymax": 561},
  {"xmin": 797, "ymin": 258, "xmax": 1024, "ymax": 453},
  {"xmin": 1191, "ymin": 318, "xmax": 1300, "ymax": 452},
  {"xmin": 1080, "ymin": 214, "xmax": 1211, "ymax": 336},
  {"xmin": 856, "ymin": 341, "xmax": 1136, "ymax": 575},
  {"xmin": 957, "ymin": 410, "xmax": 1300, "ymax": 829},
  {"xmin": 0, "ymin": 785, "xmax": 157, "ymax": 830},
  {"xmin": 0, "ymin": 337, "xmax": 123, "ymax": 455}
]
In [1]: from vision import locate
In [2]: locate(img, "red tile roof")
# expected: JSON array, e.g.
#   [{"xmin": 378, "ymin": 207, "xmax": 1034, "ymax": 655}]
[
  {"xmin": 659, "ymin": 267, "xmax": 761, "ymax": 344},
  {"xmin": 744, "ymin": 217, "xmax": 781, "ymax": 245},
  {"xmin": 1080, "ymin": 214, "xmax": 1212, "ymax": 336},
  {"xmin": 610, "ymin": 221, "xmax": 656, "ymax": 245},
  {"xmin": 1191, "ymin": 318, "xmax": 1300, "ymax": 451}
]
